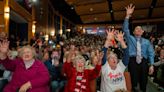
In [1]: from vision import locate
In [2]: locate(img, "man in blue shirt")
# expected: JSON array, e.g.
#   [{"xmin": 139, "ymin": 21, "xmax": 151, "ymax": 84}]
[{"xmin": 123, "ymin": 4, "xmax": 154, "ymax": 92}]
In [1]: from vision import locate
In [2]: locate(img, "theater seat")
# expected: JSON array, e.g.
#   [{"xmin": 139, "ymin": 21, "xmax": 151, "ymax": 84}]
[{"xmin": 124, "ymin": 72, "xmax": 132, "ymax": 92}]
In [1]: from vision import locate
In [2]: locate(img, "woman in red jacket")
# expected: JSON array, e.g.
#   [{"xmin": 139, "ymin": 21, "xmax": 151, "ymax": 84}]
[{"xmin": 63, "ymin": 48, "xmax": 102, "ymax": 92}]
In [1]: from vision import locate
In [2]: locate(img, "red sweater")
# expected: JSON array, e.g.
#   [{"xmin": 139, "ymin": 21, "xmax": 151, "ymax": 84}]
[{"xmin": 63, "ymin": 62, "xmax": 101, "ymax": 92}]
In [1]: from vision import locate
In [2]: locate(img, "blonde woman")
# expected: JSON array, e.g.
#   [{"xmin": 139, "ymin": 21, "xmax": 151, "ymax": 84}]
[
  {"xmin": 0, "ymin": 40, "xmax": 50, "ymax": 92},
  {"xmin": 63, "ymin": 49, "xmax": 103, "ymax": 92}
]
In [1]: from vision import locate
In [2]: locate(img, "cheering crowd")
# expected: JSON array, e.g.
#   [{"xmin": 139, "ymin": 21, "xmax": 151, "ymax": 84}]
[{"xmin": 0, "ymin": 4, "xmax": 163, "ymax": 92}]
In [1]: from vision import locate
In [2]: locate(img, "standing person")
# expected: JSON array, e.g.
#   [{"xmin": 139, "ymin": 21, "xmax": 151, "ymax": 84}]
[
  {"xmin": 123, "ymin": 4, "xmax": 154, "ymax": 92},
  {"xmin": 0, "ymin": 40, "xmax": 50, "ymax": 92}
]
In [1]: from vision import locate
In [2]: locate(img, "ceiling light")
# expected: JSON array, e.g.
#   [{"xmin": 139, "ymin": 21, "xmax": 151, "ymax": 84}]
[
  {"xmin": 110, "ymin": 10, "xmax": 113, "ymax": 13},
  {"xmin": 94, "ymin": 17, "xmax": 97, "ymax": 21},
  {"xmin": 32, "ymin": 0, "xmax": 37, "ymax": 3},
  {"xmin": 71, "ymin": 6, "xmax": 74, "ymax": 10},
  {"xmin": 90, "ymin": 8, "xmax": 93, "ymax": 11}
]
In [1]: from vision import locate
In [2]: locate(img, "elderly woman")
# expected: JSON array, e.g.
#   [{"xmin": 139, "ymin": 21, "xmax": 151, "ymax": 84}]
[
  {"xmin": 100, "ymin": 29, "xmax": 129, "ymax": 92},
  {"xmin": 63, "ymin": 47, "xmax": 102, "ymax": 92},
  {"xmin": 0, "ymin": 40, "xmax": 50, "ymax": 92}
]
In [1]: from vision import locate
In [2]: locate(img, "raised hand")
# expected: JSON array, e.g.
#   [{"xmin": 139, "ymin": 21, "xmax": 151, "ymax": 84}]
[
  {"xmin": 105, "ymin": 28, "xmax": 117, "ymax": 47},
  {"xmin": 106, "ymin": 28, "xmax": 115, "ymax": 40},
  {"xmin": 115, "ymin": 31, "xmax": 127, "ymax": 49},
  {"xmin": 125, "ymin": 3, "xmax": 135, "ymax": 18},
  {"xmin": 115, "ymin": 31, "xmax": 124, "ymax": 42},
  {"xmin": 0, "ymin": 40, "xmax": 9, "ymax": 54}
]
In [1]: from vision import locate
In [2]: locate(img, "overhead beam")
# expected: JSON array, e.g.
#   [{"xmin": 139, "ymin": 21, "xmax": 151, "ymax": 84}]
[
  {"xmin": 132, "ymin": 18, "xmax": 164, "ymax": 23},
  {"xmin": 107, "ymin": 0, "xmax": 114, "ymax": 22},
  {"xmin": 148, "ymin": 0, "xmax": 157, "ymax": 18},
  {"xmin": 74, "ymin": 1, "xmax": 106, "ymax": 6},
  {"xmin": 79, "ymin": 12, "xmax": 109, "ymax": 16}
]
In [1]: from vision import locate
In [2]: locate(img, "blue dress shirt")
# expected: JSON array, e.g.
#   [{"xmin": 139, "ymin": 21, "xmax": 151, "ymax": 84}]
[{"xmin": 123, "ymin": 19, "xmax": 154, "ymax": 65}]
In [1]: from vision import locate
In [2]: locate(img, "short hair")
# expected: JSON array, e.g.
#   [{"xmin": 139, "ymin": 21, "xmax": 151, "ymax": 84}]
[
  {"xmin": 18, "ymin": 45, "xmax": 36, "ymax": 58},
  {"xmin": 107, "ymin": 51, "xmax": 118, "ymax": 61},
  {"xmin": 73, "ymin": 54, "xmax": 86, "ymax": 65},
  {"xmin": 134, "ymin": 26, "xmax": 143, "ymax": 31}
]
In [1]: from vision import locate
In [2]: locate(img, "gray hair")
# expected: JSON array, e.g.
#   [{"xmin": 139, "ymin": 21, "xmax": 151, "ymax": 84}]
[
  {"xmin": 107, "ymin": 51, "xmax": 118, "ymax": 61},
  {"xmin": 18, "ymin": 45, "xmax": 36, "ymax": 58},
  {"xmin": 73, "ymin": 54, "xmax": 86, "ymax": 65}
]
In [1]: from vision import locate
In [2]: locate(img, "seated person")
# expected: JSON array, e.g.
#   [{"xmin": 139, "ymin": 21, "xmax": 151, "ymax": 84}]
[
  {"xmin": 0, "ymin": 40, "xmax": 50, "ymax": 92},
  {"xmin": 63, "ymin": 46, "xmax": 102, "ymax": 92},
  {"xmin": 153, "ymin": 48, "xmax": 164, "ymax": 88},
  {"xmin": 101, "ymin": 29, "xmax": 129, "ymax": 92}
]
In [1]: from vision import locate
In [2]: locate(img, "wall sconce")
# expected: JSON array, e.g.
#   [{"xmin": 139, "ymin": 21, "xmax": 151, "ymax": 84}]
[
  {"xmin": 59, "ymin": 29, "xmax": 63, "ymax": 35},
  {"xmin": 45, "ymin": 34, "xmax": 49, "ymax": 41},
  {"xmin": 66, "ymin": 29, "xmax": 71, "ymax": 32},
  {"xmin": 4, "ymin": 6, "xmax": 10, "ymax": 19},
  {"xmin": 32, "ymin": 24, "xmax": 36, "ymax": 34},
  {"xmin": 50, "ymin": 30, "xmax": 55, "ymax": 36},
  {"xmin": 83, "ymin": 28, "xmax": 86, "ymax": 34}
]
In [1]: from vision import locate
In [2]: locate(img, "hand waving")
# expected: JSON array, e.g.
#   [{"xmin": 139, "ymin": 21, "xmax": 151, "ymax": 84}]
[
  {"xmin": 105, "ymin": 29, "xmax": 117, "ymax": 47},
  {"xmin": 115, "ymin": 31, "xmax": 124, "ymax": 42},
  {"xmin": 115, "ymin": 31, "xmax": 127, "ymax": 49},
  {"xmin": 106, "ymin": 28, "xmax": 115, "ymax": 40},
  {"xmin": 0, "ymin": 40, "xmax": 9, "ymax": 54},
  {"xmin": 125, "ymin": 4, "xmax": 135, "ymax": 18}
]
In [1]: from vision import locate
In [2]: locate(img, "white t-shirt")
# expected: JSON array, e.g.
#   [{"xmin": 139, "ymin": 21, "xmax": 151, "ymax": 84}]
[{"xmin": 101, "ymin": 60, "xmax": 127, "ymax": 92}]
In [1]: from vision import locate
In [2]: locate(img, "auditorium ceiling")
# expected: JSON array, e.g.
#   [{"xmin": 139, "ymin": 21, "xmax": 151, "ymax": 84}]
[{"xmin": 51, "ymin": 0, "xmax": 164, "ymax": 24}]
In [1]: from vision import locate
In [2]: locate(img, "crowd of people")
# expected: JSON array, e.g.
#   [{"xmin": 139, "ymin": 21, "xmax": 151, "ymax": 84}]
[{"xmin": 0, "ymin": 4, "xmax": 163, "ymax": 92}]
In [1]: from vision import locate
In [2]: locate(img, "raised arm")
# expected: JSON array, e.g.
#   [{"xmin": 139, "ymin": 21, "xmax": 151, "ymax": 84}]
[
  {"xmin": 115, "ymin": 31, "xmax": 129, "ymax": 66},
  {"xmin": 115, "ymin": 31, "xmax": 127, "ymax": 49},
  {"xmin": 0, "ymin": 40, "xmax": 18, "ymax": 71},
  {"xmin": 102, "ymin": 29, "xmax": 115, "ymax": 65},
  {"xmin": 0, "ymin": 40, "xmax": 9, "ymax": 60},
  {"xmin": 123, "ymin": 4, "xmax": 135, "ymax": 37}
]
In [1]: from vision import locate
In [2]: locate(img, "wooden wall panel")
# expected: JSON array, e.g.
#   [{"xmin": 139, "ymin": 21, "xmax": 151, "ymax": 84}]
[
  {"xmin": 9, "ymin": 0, "xmax": 32, "ymax": 22},
  {"xmin": 75, "ymin": 2, "xmax": 109, "ymax": 15},
  {"xmin": 0, "ymin": 1, "xmax": 5, "ymax": 32}
]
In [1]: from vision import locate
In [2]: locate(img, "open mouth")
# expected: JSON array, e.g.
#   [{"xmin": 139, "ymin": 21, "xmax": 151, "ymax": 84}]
[
  {"xmin": 25, "ymin": 55, "xmax": 30, "ymax": 58},
  {"xmin": 113, "ymin": 61, "xmax": 117, "ymax": 64},
  {"xmin": 78, "ymin": 64, "xmax": 83, "ymax": 67}
]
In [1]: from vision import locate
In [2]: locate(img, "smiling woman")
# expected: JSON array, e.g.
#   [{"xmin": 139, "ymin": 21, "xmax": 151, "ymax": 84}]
[{"xmin": 0, "ymin": 41, "xmax": 50, "ymax": 92}]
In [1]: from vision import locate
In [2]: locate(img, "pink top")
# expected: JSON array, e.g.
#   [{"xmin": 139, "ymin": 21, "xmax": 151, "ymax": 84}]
[{"xmin": 0, "ymin": 58, "xmax": 50, "ymax": 92}]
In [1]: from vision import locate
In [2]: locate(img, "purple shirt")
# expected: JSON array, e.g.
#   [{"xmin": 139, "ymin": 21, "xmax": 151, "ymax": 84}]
[{"xmin": 0, "ymin": 58, "xmax": 50, "ymax": 92}]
